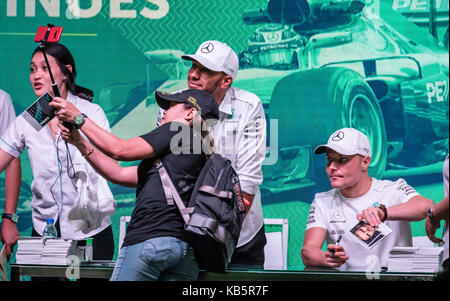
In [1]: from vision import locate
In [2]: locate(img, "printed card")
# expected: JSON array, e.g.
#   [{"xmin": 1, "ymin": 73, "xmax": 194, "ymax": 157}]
[{"xmin": 349, "ymin": 220, "xmax": 392, "ymax": 249}]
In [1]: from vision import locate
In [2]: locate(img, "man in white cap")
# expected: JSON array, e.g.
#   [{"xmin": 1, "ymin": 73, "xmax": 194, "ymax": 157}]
[
  {"xmin": 158, "ymin": 40, "xmax": 267, "ymax": 267},
  {"xmin": 301, "ymin": 128, "xmax": 433, "ymax": 271}
]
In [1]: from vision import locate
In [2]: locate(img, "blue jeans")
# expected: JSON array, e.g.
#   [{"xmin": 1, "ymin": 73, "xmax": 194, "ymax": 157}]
[{"xmin": 110, "ymin": 236, "xmax": 198, "ymax": 281}]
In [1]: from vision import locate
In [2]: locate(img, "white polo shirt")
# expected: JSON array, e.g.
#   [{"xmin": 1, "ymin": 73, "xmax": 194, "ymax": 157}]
[
  {"xmin": 306, "ymin": 178, "xmax": 418, "ymax": 271},
  {"xmin": 0, "ymin": 92, "xmax": 113, "ymax": 239},
  {"xmin": 212, "ymin": 87, "xmax": 266, "ymax": 247},
  {"xmin": 443, "ymin": 154, "xmax": 449, "ymax": 264},
  {"xmin": 0, "ymin": 90, "xmax": 16, "ymax": 135}
]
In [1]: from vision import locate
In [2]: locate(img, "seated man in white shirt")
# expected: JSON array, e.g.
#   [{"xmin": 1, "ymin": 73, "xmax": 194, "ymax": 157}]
[{"xmin": 301, "ymin": 128, "xmax": 433, "ymax": 271}]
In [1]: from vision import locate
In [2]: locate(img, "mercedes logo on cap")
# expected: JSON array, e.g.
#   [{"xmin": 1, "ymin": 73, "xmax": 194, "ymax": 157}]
[
  {"xmin": 201, "ymin": 43, "xmax": 214, "ymax": 54},
  {"xmin": 332, "ymin": 131, "xmax": 345, "ymax": 141}
]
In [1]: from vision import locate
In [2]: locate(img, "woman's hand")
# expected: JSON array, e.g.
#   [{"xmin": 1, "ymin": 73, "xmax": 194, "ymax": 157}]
[
  {"xmin": 58, "ymin": 121, "xmax": 83, "ymax": 146},
  {"xmin": 50, "ymin": 97, "xmax": 81, "ymax": 123}
]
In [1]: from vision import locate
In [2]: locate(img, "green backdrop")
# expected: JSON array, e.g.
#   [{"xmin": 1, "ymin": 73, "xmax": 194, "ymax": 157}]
[{"xmin": 0, "ymin": 0, "xmax": 448, "ymax": 270}]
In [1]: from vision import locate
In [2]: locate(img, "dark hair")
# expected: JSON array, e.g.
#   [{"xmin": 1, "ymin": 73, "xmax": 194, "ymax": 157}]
[{"xmin": 32, "ymin": 43, "xmax": 94, "ymax": 101}]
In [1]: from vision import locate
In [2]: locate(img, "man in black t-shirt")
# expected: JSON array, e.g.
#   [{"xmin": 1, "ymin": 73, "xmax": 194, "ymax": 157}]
[{"xmin": 56, "ymin": 89, "xmax": 219, "ymax": 281}]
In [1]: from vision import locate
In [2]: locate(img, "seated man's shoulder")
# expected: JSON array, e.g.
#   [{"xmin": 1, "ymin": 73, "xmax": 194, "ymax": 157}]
[
  {"xmin": 371, "ymin": 178, "xmax": 408, "ymax": 192},
  {"xmin": 314, "ymin": 189, "xmax": 338, "ymax": 202},
  {"xmin": 231, "ymin": 87, "xmax": 262, "ymax": 107}
]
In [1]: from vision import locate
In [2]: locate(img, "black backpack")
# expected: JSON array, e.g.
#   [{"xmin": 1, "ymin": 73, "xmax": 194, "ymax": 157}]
[{"xmin": 156, "ymin": 153, "xmax": 246, "ymax": 273}]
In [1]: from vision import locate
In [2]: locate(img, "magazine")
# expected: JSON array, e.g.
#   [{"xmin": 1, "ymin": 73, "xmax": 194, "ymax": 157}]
[{"xmin": 21, "ymin": 92, "xmax": 55, "ymax": 131}]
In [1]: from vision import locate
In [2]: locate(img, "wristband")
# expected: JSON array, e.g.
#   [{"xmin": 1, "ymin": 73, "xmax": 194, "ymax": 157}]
[
  {"xmin": 243, "ymin": 199, "xmax": 251, "ymax": 210},
  {"xmin": 83, "ymin": 148, "xmax": 94, "ymax": 158}
]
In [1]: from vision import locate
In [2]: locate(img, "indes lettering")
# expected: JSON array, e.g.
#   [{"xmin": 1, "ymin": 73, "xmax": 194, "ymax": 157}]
[{"xmin": 5, "ymin": 0, "xmax": 170, "ymax": 19}]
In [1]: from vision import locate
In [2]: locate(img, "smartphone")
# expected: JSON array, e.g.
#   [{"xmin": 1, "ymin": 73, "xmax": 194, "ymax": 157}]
[{"xmin": 34, "ymin": 26, "xmax": 63, "ymax": 43}]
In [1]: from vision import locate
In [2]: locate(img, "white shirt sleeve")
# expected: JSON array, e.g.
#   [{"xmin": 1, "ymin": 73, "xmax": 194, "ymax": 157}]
[
  {"xmin": 156, "ymin": 108, "xmax": 165, "ymax": 127},
  {"xmin": 0, "ymin": 91, "xmax": 16, "ymax": 136},
  {"xmin": 443, "ymin": 154, "xmax": 449, "ymax": 197},
  {"xmin": 0, "ymin": 115, "xmax": 26, "ymax": 158},
  {"xmin": 88, "ymin": 102, "xmax": 111, "ymax": 133},
  {"xmin": 234, "ymin": 98, "xmax": 266, "ymax": 195},
  {"xmin": 305, "ymin": 197, "xmax": 328, "ymax": 230},
  {"xmin": 392, "ymin": 178, "xmax": 420, "ymax": 205}
]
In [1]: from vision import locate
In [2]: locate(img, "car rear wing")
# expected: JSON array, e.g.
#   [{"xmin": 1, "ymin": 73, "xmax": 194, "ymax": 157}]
[
  {"xmin": 392, "ymin": 0, "xmax": 449, "ymax": 39},
  {"xmin": 321, "ymin": 55, "xmax": 424, "ymax": 79}
]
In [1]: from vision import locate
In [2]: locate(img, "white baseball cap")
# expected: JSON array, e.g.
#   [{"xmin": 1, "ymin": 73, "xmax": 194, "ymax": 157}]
[
  {"xmin": 314, "ymin": 128, "xmax": 372, "ymax": 157},
  {"xmin": 182, "ymin": 40, "xmax": 239, "ymax": 79}
]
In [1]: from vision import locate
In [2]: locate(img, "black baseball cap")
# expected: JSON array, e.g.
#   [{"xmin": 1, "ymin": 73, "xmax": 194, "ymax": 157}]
[{"xmin": 155, "ymin": 89, "xmax": 219, "ymax": 125}]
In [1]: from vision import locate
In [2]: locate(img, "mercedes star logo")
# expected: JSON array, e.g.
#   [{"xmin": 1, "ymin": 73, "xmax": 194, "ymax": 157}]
[
  {"xmin": 332, "ymin": 131, "xmax": 345, "ymax": 141},
  {"xmin": 201, "ymin": 43, "xmax": 214, "ymax": 54},
  {"xmin": 333, "ymin": 210, "xmax": 343, "ymax": 219}
]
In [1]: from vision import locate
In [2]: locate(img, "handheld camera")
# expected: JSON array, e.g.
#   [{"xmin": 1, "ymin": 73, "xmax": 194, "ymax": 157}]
[
  {"xmin": 34, "ymin": 24, "xmax": 63, "ymax": 98},
  {"xmin": 34, "ymin": 24, "xmax": 73, "ymax": 130}
]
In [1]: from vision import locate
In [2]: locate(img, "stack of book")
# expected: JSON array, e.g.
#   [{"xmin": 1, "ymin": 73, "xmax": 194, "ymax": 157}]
[
  {"xmin": 16, "ymin": 238, "xmax": 44, "ymax": 264},
  {"xmin": 41, "ymin": 239, "xmax": 81, "ymax": 265},
  {"xmin": 387, "ymin": 246, "xmax": 444, "ymax": 273},
  {"xmin": 16, "ymin": 237, "xmax": 85, "ymax": 265}
]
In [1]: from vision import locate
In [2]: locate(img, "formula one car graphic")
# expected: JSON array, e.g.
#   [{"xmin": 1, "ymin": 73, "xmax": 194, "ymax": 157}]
[{"xmin": 99, "ymin": 0, "xmax": 449, "ymax": 201}]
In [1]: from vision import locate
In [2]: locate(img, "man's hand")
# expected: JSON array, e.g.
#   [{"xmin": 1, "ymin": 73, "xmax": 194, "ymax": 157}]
[
  {"xmin": 425, "ymin": 217, "xmax": 442, "ymax": 244},
  {"xmin": 325, "ymin": 244, "xmax": 349, "ymax": 268},
  {"xmin": 0, "ymin": 218, "xmax": 19, "ymax": 261},
  {"xmin": 357, "ymin": 206, "xmax": 384, "ymax": 227}
]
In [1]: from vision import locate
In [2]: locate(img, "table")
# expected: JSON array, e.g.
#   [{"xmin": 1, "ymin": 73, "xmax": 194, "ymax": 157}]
[
  {"xmin": 10, "ymin": 262, "xmax": 115, "ymax": 281},
  {"xmin": 9, "ymin": 263, "xmax": 437, "ymax": 281},
  {"xmin": 198, "ymin": 269, "xmax": 437, "ymax": 281}
]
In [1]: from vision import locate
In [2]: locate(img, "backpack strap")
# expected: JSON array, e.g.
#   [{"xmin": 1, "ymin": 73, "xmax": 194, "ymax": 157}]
[
  {"xmin": 198, "ymin": 185, "xmax": 233, "ymax": 199},
  {"xmin": 155, "ymin": 160, "xmax": 192, "ymax": 224},
  {"xmin": 157, "ymin": 165, "xmax": 175, "ymax": 206}
]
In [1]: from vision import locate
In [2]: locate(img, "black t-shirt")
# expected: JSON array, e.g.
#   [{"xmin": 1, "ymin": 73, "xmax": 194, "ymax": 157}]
[{"xmin": 122, "ymin": 122, "xmax": 206, "ymax": 247}]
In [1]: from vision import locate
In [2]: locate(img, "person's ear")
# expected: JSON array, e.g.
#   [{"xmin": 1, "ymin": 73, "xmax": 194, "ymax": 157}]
[
  {"xmin": 185, "ymin": 107, "xmax": 197, "ymax": 123},
  {"xmin": 361, "ymin": 156, "xmax": 371, "ymax": 172},
  {"xmin": 220, "ymin": 75, "xmax": 233, "ymax": 89},
  {"xmin": 62, "ymin": 64, "xmax": 74, "ymax": 83}
]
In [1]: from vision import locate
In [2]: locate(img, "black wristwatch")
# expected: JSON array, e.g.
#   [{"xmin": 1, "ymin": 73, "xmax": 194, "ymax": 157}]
[
  {"xmin": 377, "ymin": 204, "xmax": 388, "ymax": 222},
  {"xmin": 2, "ymin": 213, "xmax": 19, "ymax": 224},
  {"xmin": 427, "ymin": 206, "xmax": 434, "ymax": 220},
  {"xmin": 74, "ymin": 113, "xmax": 88, "ymax": 129}
]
